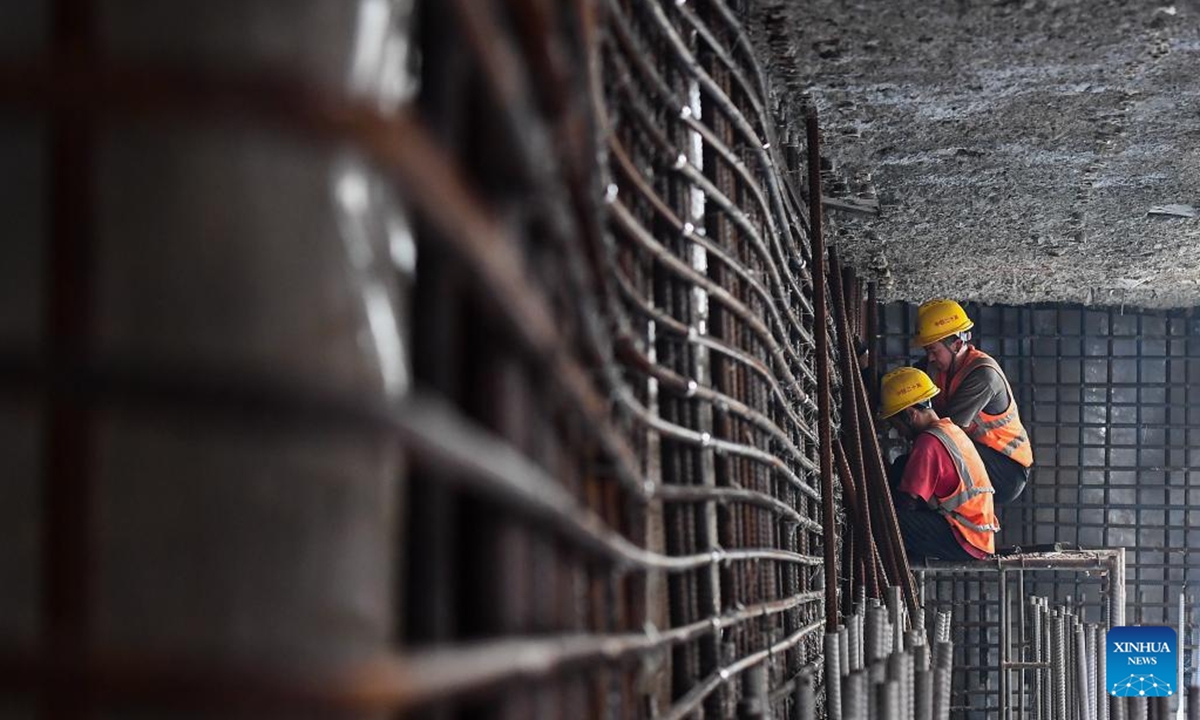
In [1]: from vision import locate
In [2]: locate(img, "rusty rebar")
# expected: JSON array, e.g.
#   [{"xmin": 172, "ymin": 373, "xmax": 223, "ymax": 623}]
[
  {"xmin": 806, "ymin": 105, "xmax": 838, "ymax": 635},
  {"xmin": 3, "ymin": 0, "xmax": 871, "ymax": 715},
  {"xmin": 830, "ymin": 246, "xmax": 880, "ymax": 599}
]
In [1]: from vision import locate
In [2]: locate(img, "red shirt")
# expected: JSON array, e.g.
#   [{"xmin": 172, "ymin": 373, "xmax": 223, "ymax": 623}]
[{"xmin": 899, "ymin": 433, "xmax": 989, "ymax": 559}]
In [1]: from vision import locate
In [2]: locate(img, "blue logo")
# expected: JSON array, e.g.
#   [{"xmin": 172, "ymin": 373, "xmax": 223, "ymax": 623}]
[{"xmin": 1107, "ymin": 626, "xmax": 1177, "ymax": 697}]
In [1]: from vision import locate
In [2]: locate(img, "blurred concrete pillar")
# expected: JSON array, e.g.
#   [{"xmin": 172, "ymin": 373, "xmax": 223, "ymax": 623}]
[{"xmin": 0, "ymin": 2, "xmax": 416, "ymax": 717}]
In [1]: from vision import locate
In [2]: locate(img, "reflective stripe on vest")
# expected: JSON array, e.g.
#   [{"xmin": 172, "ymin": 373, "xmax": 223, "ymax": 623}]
[
  {"xmin": 945, "ymin": 509, "xmax": 1001, "ymax": 534},
  {"xmin": 935, "ymin": 347, "xmax": 1033, "ymax": 468},
  {"xmin": 924, "ymin": 419, "xmax": 1001, "ymax": 553}
]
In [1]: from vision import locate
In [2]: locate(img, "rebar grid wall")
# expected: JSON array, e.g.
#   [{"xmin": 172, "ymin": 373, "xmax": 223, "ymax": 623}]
[
  {"xmin": 0, "ymin": 2, "xmax": 845, "ymax": 719},
  {"xmin": 881, "ymin": 301, "xmax": 1200, "ymax": 717}
]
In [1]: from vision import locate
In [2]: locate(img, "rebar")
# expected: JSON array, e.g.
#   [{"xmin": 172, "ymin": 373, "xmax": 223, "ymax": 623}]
[
  {"xmin": 848, "ymin": 614, "xmax": 864, "ymax": 672},
  {"xmin": 935, "ymin": 610, "xmax": 952, "ymax": 645},
  {"xmin": 1053, "ymin": 612, "xmax": 1069, "ymax": 720},
  {"xmin": 878, "ymin": 679, "xmax": 900, "ymax": 720},
  {"xmin": 906, "ymin": 630, "xmax": 925, "ymax": 654},
  {"xmin": 839, "ymin": 624, "xmax": 851, "ymax": 679},
  {"xmin": 826, "ymin": 631, "xmax": 843, "ymax": 720},
  {"xmin": 821, "ymin": 592, "xmax": 948, "ymax": 720},
  {"xmin": 933, "ymin": 641, "xmax": 954, "ymax": 720},
  {"xmin": 1077, "ymin": 623, "xmax": 1092, "ymax": 720},
  {"xmin": 0, "ymin": 0, "xmax": 984, "ymax": 715},
  {"xmin": 914, "ymin": 642, "xmax": 930, "ymax": 673},
  {"xmin": 1129, "ymin": 697, "xmax": 1149, "ymax": 720},
  {"xmin": 868, "ymin": 606, "xmax": 891, "ymax": 663},
  {"xmin": 1099, "ymin": 622, "xmax": 1108, "ymax": 720},
  {"xmin": 1045, "ymin": 600, "xmax": 1055, "ymax": 720},
  {"xmin": 1032, "ymin": 596, "xmax": 1044, "ymax": 720},
  {"xmin": 794, "ymin": 669, "xmax": 816, "ymax": 720},
  {"xmin": 739, "ymin": 664, "xmax": 770, "ymax": 719},
  {"xmin": 806, "ymin": 105, "xmax": 839, "ymax": 641},
  {"xmin": 888, "ymin": 585, "xmax": 906, "ymax": 650},
  {"xmin": 1087, "ymin": 623, "xmax": 1099, "ymax": 720},
  {"xmin": 915, "ymin": 666, "xmax": 933, "ymax": 720},
  {"xmin": 889, "ymin": 649, "xmax": 915, "ymax": 720},
  {"xmin": 843, "ymin": 670, "xmax": 868, "ymax": 720}
]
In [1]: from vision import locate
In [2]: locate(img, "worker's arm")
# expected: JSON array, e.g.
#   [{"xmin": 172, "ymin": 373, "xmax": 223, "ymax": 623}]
[
  {"xmin": 894, "ymin": 492, "xmax": 925, "ymax": 512},
  {"xmin": 896, "ymin": 433, "xmax": 943, "ymax": 504},
  {"xmin": 943, "ymin": 366, "xmax": 1008, "ymax": 428}
]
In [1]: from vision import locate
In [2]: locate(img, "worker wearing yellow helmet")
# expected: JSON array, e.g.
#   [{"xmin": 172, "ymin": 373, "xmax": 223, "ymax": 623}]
[
  {"xmin": 880, "ymin": 367, "xmax": 1000, "ymax": 560},
  {"xmin": 913, "ymin": 299, "xmax": 1033, "ymax": 504}
]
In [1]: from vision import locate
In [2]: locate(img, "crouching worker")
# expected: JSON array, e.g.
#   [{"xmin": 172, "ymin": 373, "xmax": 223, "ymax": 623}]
[
  {"xmin": 913, "ymin": 299, "xmax": 1033, "ymax": 504},
  {"xmin": 879, "ymin": 367, "xmax": 1000, "ymax": 562}
]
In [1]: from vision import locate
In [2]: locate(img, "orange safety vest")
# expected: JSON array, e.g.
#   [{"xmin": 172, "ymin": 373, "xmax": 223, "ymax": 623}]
[
  {"xmin": 932, "ymin": 346, "xmax": 1034, "ymax": 468},
  {"xmin": 925, "ymin": 418, "xmax": 1000, "ymax": 555}
]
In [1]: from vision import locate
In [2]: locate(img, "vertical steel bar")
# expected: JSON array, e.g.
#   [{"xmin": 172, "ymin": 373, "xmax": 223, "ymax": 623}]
[
  {"xmin": 933, "ymin": 640, "xmax": 954, "ymax": 720},
  {"xmin": 843, "ymin": 670, "xmax": 867, "ymax": 720},
  {"xmin": 1032, "ymin": 596, "xmax": 1044, "ymax": 720},
  {"xmin": 1075, "ymin": 612, "xmax": 1084, "ymax": 720},
  {"xmin": 856, "ymin": 606, "xmax": 867, "ymax": 670},
  {"xmin": 878, "ymin": 679, "xmax": 900, "ymax": 720},
  {"xmin": 826, "ymin": 631, "xmax": 844, "ymax": 720},
  {"xmin": 687, "ymin": 97, "xmax": 726, "ymax": 715},
  {"xmin": 1087, "ymin": 623, "xmax": 1098, "ymax": 720},
  {"xmin": 867, "ymin": 605, "xmax": 888, "ymax": 663},
  {"xmin": 806, "ymin": 105, "xmax": 838, "ymax": 635},
  {"xmin": 43, "ymin": 3, "xmax": 98, "ymax": 719},
  {"xmin": 916, "ymin": 662, "xmax": 934, "ymax": 720},
  {"xmin": 1099, "ymin": 620, "xmax": 1108, "ymax": 720},
  {"xmin": 739, "ymin": 663, "xmax": 769, "ymax": 719},
  {"xmin": 1150, "ymin": 697, "xmax": 1168, "ymax": 720},
  {"xmin": 1112, "ymin": 550, "xmax": 1128, "ymax": 720},
  {"xmin": 838, "ymin": 624, "xmax": 851, "ymax": 679},
  {"xmin": 1181, "ymin": 590, "xmax": 1187, "ymax": 720},
  {"xmin": 1129, "ymin": 697, "xmax": 1149, "ymax": 720},
  {"xmin": 936, "ymin": 609, "xmax": 952, "ymax": 644},
  {"xmin": 1077, "ymin": 623, "xmax": 1092, "ymax": 720},
  {"xmin": 887, "ymin": 586, "xmax": 904, "ymax": 643},
  {"xmin": 1047, "ymin": 601, "xmax": 1056, "ymax": 720},
  {"xmin": 793, "ymin": 669, "xmax": 816, "ymax": 720},
  {"xmin": 1001, "ymin": 567, "xmax": 1010, "ymax": 720},
  {"xmin": 830, "ymin": 248, "xmax": 877, "ymax": 601},
  {"xmin": 848, "ymin": 612, "xmax": 863, "ymax": 672},
  {"xmin": 1054, "ymin": 611, "xmax": 1069, "ymax": 720},
  {"xmin": 1019, "ymin": 569, "xmax": 1027, "ymax": 720},
  {"xmin": 865, "ymin": 281, "xmax": 879, "ymax": 406}
]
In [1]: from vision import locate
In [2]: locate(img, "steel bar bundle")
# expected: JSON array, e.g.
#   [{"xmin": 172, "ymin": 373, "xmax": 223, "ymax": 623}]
[
  {"xmin": 915, "ymin": 550, "xmax": 1126, "ymax": 718},
  {"xmin": 801, "ymin": 589, "xmax": 946, "ymax": 720}
]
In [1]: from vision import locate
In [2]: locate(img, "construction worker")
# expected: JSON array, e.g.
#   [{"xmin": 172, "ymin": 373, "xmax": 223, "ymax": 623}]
[
  {"xmin": 912, "ymin": 299, "xmax": 1033, "ymax": 504},
  {"xmin": 880, "ymin": 367, "xmax": 1000, "ymax": 561}
]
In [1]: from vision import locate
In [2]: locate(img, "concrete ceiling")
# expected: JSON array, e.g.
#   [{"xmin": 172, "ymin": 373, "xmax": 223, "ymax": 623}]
[{"xmin": 756, "ymin": 0, "xmax": 1200, "ymax": 308}]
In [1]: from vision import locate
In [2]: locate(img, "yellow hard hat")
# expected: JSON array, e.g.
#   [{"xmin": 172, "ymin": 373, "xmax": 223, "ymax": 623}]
[
  {"xmin": 912, "ymin": 299, "xmax": 974, "ymax": 347},
  {"xmin": 879, "ymin": 367, "xmax": 940, "ymax": 419}
]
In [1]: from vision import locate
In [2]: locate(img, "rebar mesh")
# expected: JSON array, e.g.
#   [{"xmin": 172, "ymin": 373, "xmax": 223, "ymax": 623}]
[{"xmin": 0, "ymin": 1, "xmax": 847, "ymax": 718}]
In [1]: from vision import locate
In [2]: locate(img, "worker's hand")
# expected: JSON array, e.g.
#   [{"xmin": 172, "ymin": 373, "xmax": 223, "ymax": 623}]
[{"xmin": 855, "ymin": 338, "xmax": 869, "ymax": 369}]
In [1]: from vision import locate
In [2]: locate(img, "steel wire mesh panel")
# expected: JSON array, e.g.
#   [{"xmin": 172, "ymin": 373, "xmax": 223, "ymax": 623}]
[
  {"xmin": 598, "ymin": 1, "xmax": 833, "ymax": 715},
  {"xmin": 882, "ymin": 301, "xmax": 1200, "ymax": 717}
]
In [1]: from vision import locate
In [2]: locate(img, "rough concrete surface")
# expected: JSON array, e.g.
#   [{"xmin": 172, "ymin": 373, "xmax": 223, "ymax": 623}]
[{"xmin": 752, "ymin": 0, "xmax": 1200, "ymax": 308}]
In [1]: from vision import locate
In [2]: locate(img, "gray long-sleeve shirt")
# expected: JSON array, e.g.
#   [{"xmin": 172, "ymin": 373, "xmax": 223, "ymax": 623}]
[
  {"xmin": 916, "ymin": 356, "xmax": 1011, "ymax": 428},
  {"xmin": 942, "ymin": 364, "xmax": 1010, "ymax": 427}
]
